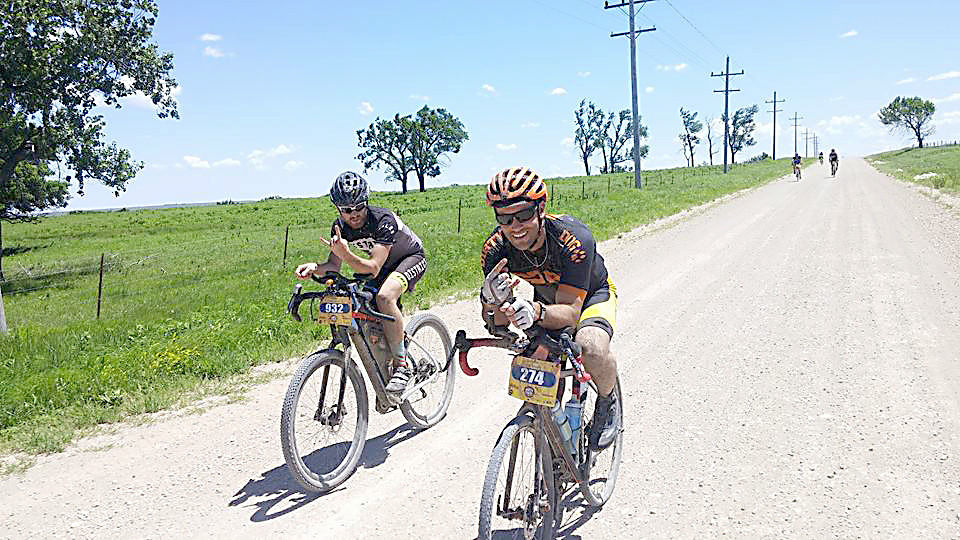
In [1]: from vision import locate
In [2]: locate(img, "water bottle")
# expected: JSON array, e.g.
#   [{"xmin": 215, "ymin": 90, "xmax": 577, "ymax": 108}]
[
  {"xmin": 551, "ymin": 401, "xmax": 575, "ymax": 456},
  {"xmin": 564, "ymin": 397, "xmax": 583, "ymax": 455}
]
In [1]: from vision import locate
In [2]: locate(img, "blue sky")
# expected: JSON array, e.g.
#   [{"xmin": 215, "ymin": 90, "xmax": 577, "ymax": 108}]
[{"xmin": 70, "ymin": 0, "xmax": 960, "ymax": 210}]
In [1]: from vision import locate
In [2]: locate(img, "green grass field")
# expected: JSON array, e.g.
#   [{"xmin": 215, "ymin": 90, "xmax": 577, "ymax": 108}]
[
  {"xmin": 867, "ymin": 145, "xmax": 960, "ymax": 193},
  {"xmin": 0, "ymin": 157, "xmax": 808, "ymax": 456}
]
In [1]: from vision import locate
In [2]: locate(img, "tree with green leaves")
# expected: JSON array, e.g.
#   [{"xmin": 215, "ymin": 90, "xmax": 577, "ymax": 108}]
[
  {"xmin": 574, "ymin": 99, "xmax": 604, "ymax": 176},
  {"xmin": 357, "ymin": 114, "xmax": 416, "ymax": 194},
  {"xmin": 1, "ymin": 0, "xmax": 179, "ymax": 279},
  {"xmin": 357, "ymin": 106, "xmax": 468, "ymax": 194},
  {"xmin": 724, "ymin": 105, "xmax": 759, "ymax": 164},
  {"xmin": 878, "ymin": 96, "xmax": 935, "ymax": 148},
  {"xmin": 678, "ymin": 108, "xmax": 703, "ymax": 167},
  {"xmin": 408, "ymin": 105, "xmax": 468, "ymax": 192},
  {"xmin": 599, "ymin": 109, "xmax": 644, "ymax": 174}
]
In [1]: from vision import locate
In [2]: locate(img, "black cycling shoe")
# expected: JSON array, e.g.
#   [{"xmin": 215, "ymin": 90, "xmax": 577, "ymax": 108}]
[{"xmin": 588, "ymin": 392, "xmax": 619, "ymax": 452}]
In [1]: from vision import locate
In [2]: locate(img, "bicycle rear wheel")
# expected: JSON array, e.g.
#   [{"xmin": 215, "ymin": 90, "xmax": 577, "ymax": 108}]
[
  {"xmin": 280, "ymin": 350, "xmax": 368, "ymax": 493},
  {"xmin": 578, "ymin": 380, "xmax": 624, "ymax": 507},
  {"xmin": 479, "ymin": 416, "xmax": 557, "ymax": 540},
  {"xmin": 400, "ymin": 312, "xmax": 455, "ymax": 429}
]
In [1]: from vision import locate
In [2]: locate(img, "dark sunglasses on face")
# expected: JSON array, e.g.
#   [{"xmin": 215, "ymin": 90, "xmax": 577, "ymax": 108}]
[
  {"xmin": 494, "ymin": 205, "xmax": 538, "ymax": 226},
  {"xmin": 337, "ymin": 203, "xmax": 366, "ymax": 215}
]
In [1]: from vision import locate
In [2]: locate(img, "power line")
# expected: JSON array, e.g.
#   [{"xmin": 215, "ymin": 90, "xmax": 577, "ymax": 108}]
[
  {"xmin": 606, "ymin": 0, "xmax": 657, "ymax": 189},
  {"xmin": 765, "ymin": 91, "xmax": 785, "ymax": 159},
  {"xmin": 711, "ymin": 56, "xmax": 744, "ymax": 173},
  {"xmin": 661, "ymin": 0, "xmax": 725, "ymax": 55},
  {"xmin": 790, "ymin": 113, "xmax": 804, "ymax": 155}
]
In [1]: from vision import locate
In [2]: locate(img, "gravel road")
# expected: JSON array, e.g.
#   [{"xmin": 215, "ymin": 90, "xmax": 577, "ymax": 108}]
[{"xmin": 3, "ymin": 158, "xmax": 959, "ymax": 539}]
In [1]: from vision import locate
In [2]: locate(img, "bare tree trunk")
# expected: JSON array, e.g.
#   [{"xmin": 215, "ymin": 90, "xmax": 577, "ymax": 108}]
[
  {"xmin": 417, "ymin": 171, "xmax": 426, "ymax": 192},
  {"xmin": 582, "ymin": 157, "xmax": 591, "ymax": 176}
]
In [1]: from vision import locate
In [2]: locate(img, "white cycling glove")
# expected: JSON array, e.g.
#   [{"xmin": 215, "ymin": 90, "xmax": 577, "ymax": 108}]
[
  {"xmin": 506, "ymin": 297, "xmax": 537, "ymax": 330},
  {"xmin": 481, "ymin": 269, "xmax": 513, "ymax": 306}
]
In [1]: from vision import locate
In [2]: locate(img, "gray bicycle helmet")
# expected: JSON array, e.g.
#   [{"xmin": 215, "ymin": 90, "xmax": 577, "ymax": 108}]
[{"xmin": 330, "ymin": 171, "xmax": 369, "ymax": 206}]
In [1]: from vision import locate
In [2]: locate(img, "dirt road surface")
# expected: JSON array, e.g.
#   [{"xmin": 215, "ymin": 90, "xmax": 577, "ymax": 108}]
[{"xmin": 3, "ymin": 158, "xmax": 960, "ymax": 538}]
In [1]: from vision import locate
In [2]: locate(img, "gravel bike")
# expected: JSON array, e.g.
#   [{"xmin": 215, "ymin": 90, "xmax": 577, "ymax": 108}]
[
  {"xmin": 281, "ymin": 271, "xmax": 454, "ymax": 493},
  {"xmin": 830, "ymin": 159, "xmax": 839, "ymax": 177},
  {"xmin": 794, "ymin": 163, "xmax": 802, "ymax": 181},
  {"xmin": 454, "ymin": 325, "xmax": 624, "ymax": 539}
]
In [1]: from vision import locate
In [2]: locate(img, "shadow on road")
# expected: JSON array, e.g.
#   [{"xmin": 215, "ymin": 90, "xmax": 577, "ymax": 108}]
[{"xmin": 229, "ymin": 423, "xmax": 423, "ymax": 522}]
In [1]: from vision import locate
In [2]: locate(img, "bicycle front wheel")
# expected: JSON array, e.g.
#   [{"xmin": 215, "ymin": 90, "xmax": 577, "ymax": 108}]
[
  {"xmin": 400, "ymin": 312, "xmax": 455, "ymax": 429},
  {"xmin": 280, "ymin": 350, "xmax": 368, "ymax": 493},
  {"xmin": 479, "ymin": 416, "xmax": 557, "ymax": 540},
  {"xmin": 578, "ymin": 379, "xmax": 624, "ymax": 507}
]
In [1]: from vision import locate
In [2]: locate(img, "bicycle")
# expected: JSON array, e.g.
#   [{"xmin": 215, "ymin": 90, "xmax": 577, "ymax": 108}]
[
  {"xmin": 819, "ymin": 156, "xmax": 823, "ymax": 165},
  {"xmin": 794, "ymin": 163, "xmax": 802, "ymax": 181},
  {"xmin": 830, "ymin": 159, "xmax": 838, "ymax": 177},
  {"xmin": 453, "ymin": 324, "xmax": 624, "ymax": 539},
  {"xmin": 281, "ymin": 271, "xmax": 455, "ymax": 493}
]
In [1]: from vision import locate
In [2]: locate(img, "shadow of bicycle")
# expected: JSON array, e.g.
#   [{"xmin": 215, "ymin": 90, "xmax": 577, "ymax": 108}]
[{"xmin": 229, "ymin": 422, "xmax": 422, "ymax": 522}]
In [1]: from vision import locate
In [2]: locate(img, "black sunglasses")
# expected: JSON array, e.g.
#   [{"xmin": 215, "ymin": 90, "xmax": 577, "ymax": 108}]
[
  {"xmin": 494, "ymin": 205, "xmax": 538, "ymax": 226},
  {"xmin": 337, "ymin": 203, "xmax": 366, "ymax": 215}
]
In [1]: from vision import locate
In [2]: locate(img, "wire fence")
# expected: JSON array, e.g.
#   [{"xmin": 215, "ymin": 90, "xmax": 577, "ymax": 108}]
[{"xmin": 1, "ymin": 167, "xmax": 747, "ymax": 327}]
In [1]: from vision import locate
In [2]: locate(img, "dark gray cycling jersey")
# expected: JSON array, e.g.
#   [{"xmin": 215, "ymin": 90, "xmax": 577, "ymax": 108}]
[{"xmin": 331, "ymin": 206, "xmax": 424, "ymax": 277}]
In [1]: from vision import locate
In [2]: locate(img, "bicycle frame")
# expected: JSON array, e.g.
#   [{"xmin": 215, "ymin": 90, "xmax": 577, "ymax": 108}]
[{"xmin": 454, "ymin": 329, "xmax": 598, "ymax": 494}]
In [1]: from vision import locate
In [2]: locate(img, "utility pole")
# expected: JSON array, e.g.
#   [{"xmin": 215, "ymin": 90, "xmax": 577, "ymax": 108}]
[
  {"xmin": 803, "ymin": 129, "xmax": 810, "ymax": 158},
  {"xmin": 607, "ymin": 0, "xmax": 656, "ymax": 188},
  {"xmin": 812, "ymin": 133, "xmax": 819, "ymax": 157},
  {"xmin": 711, "ymin": 56, "xmax": 744, "ymax": 173},
  {"xmin": 790, "ymin": 112, "xmax": 803, "ymax": 155},
  {"xmin": 765, "ymin": 91, "xmax": 784, "ymax": 159}
]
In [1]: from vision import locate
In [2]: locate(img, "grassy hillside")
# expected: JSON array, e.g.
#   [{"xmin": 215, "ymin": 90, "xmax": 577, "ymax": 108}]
[
  {"xmin": 0, "ymin": 158, "xmax": 808, "ymax": 456},
  {"xmin": 867, "ymin": 145, "xmax": 960, "ymax": 193}
]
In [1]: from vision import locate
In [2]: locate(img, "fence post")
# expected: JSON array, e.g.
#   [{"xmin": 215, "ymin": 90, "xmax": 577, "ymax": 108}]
[
  {"xmin": 0, "ymin": 281, "xmax": 7, "ymax": 334},
  {"xmin": 607, "ymin": 177, "xmax": 611, "ymax": 193},
  {"xmin": 457, "ymin": 199, "xmax": 462, "ymax": 234},
  {"xmin": 581, "ymin": 181, "xmax": 585, "ymax": 199},
  {"xmin": 96, "ymin": 253, "xmax": 104, "ymax": 320},
  {"xmin": 282, "ymin": 225, "xmax": 289, "ymax": 267}
]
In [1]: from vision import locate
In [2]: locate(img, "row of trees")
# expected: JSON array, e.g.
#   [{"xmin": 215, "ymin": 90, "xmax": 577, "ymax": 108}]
[
  {"xmin": 356, "ymin": 105, "xmax": 468, "ymax": 194},
  {"xmin": 572, "ymin": 99, "xmax": 648, "ymax": 176},
  {"xmin": 677, "ymin": 105, "xmax": 759, "ymax": 166}
]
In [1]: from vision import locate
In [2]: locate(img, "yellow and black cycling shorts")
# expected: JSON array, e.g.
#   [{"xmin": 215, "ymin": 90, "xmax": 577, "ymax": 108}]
[{"xmin": 577, "ymin": 278, "xmax": 618, "ymax": 338}]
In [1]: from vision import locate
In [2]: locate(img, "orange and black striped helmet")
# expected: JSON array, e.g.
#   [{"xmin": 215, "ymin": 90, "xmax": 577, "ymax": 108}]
[{"xmin": 486, "ymin": 167, "xmax": 548, "ymax": 207}]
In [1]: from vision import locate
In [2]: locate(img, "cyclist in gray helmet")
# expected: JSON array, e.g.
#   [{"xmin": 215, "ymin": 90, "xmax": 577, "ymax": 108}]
[{"xmin": 296, "ymin": 171, "xmax": 428, "ymax": 402}]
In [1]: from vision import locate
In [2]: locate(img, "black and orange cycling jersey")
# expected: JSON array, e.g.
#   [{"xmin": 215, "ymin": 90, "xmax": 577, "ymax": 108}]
[{"xmin": 481, "ymin": 214, "xmax": 608, "ymax": 305}]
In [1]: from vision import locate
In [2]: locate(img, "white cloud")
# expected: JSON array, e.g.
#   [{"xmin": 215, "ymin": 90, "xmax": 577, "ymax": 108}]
[
  {"xmin": 183, "ymin": 156, "xmax": 210, "ymax": 168},
  {"xmin": 284, "ymin": 160, "xmax": 305, "ymax": 171},
  {"xmin": 212, "ymin": 158, "xmax": 241, "ymax": 167},
  {"xmin": 645, "ymin": 86, "xmax": 655, "ymax": 93},
  {"xmin": 560, "ymin": 137, "xmax": 574, "ymax": 148},
  {"xmin": 481, "ymin": 83, "xmax": 497, "ymax": 95},
  {"xmin": 577, "ymin": 71, "xmax": 591, "ymax": 78},
  {"xmin": 550, "ymin": 87, "xmax": 567, "ymax": 95},
  {"xmin": 200, "ymin": 33, "xmax": 222, "ymax": 42},
  {"xmin": 521, "ymin": 122, "xmax": 540, "ymax": 128},
  {"xmin": 928, "ymin": 71, "xmax": 960, "ymax": 81},
  {"xmin": 896, "ymin": 77, "xmax": 915, "ymax": 85},
  {"xmin": 496, "ymin": 143, "xmax": 517, "ymax": 151},
  {"xmin": 840, "ymin": 30, "xmax": 858, "ymax": 38},
  {"xmin": 203, "ymin": 46, "xmax": 224, "ymax": 58},
  {"xmin": 247, "ymin": 144, "xmax": 295, "ymax": 168},
  {"xmin": 656, "ymin": 63, "xmax": 687, "ymax": 71},
  {"xmin": 935, "ymin": 110, "xmax": 960, "ymax": 126},
  {"xmin": 409, "ymin": 94, "xmax": 430, "ymax": 101},
  {"xmin": 359, "ymin": 101, "xmax": 374, "ymax": 115},
  {"xmin": 933, "ymin": 92, "xmax": 960, "ymax": 104}
]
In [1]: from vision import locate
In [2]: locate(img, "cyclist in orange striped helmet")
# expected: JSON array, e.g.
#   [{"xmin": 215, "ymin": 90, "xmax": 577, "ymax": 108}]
[{"xmin": 480, "ymin": 166, "xmax": 621, "ymax": 452}]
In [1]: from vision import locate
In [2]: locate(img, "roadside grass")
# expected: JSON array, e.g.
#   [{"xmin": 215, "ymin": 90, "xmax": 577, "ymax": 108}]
[
  {"xmin": 867, "ymin": 145, "xmax": 960, "ymax": 193},
  {"xmin": 0, "ymin": 157, "xmax": 800, "ymax": 458}
]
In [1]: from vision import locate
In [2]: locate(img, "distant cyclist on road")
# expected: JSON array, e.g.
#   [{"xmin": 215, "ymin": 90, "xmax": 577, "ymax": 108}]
[
  {"xmin": 818, "ymin": 151, "xmax": 824, "ymax": 165},
  {"xmin": 295, "ymin": 171, "xmax": 428, "ymax": 402},
  {"xmin": 792, "ymin": 153, "xmax": 802, "ymax": 179},
  {"xmin": 829, "ymin": 149, "xmax": 839, "ymax": 176},
  {"xmin": 479, "ymin": 166, "xmax": 621, "ymax": 452}
]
